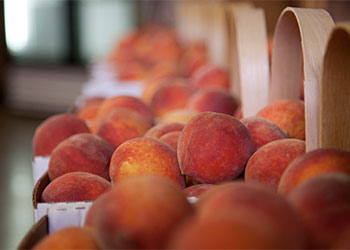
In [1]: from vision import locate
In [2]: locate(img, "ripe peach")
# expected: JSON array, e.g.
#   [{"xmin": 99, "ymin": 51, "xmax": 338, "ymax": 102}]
[
  {"xmin": 194, "ymin": 182, "xmax": 306, "ymax": 248},
  {"xmin": 245, "ymin": 139, "xmax": 305, "ymax": 189},
  {"xmin": 256, "ymin": 99, "xmax": 305, "ymax": 140},
  {"xmin": 41, "ymin": 172, "xmax": 110, "ymax": 203},
  {"xmin": 241, "ymin": 117, "xmax": 288, "ymax": 152},
  {"xmin": 33, "ymin": 226, "xmax": 98, "ymax": 249},
  {"xmin": 93, "ymin": 175, "xmax": 192, "ymax": 249},
  {"xmin": 94, "ymin": 95, "xmax": 153, "ymax": 130},
  {"xmin": 151, "ymin": 82, "xmax": 195, "ymax": 117},
  {"xmin": 183, "ymin": 184, "xmax": 214, "ymax": 198},
  {"xmin": 178, "ymin": 112, "xmax": 254, "ymax": 184},
  {"xmin": 144, "ymin": 122, "xmax": 185, "ymax": 139},
  {"xmin": 146, "ymin": 61, "xmax": 183, "ymax": 82},
  {"xmin": 234, "ymin": 104, "xmax": 243, "ymax": 119},
  {"xmin": 115, "ymin": 61, "xmax": 146, "ymax": 81},
  {"xmin": 159, "ymin": 109, "xmax": 199, "ymax": 124},
  {"xmin": 159, "ymin": 131, "xmax": 181, "ymax": 153},
  {"xmin": 110, "ymin": 137, "xmax": 185, "ymax": 188},
  {"xmin": 187, "ymin": 88, "xmax": 239, "ymax": 116},
  {"xmin": 190, "ymin": 64, "xmax": 230, "ymax": 90},
  {"xmin": 278, "ymin": 148, "xmax": 350, "ymax": 194},
  {"xmin": 48, "ymin": 133, "xmax": 113, "ymax": 181},
  {"xmin": 287, "ymin": 173, "xmax": 350, "ymax": 248},
  {"xmin": 96, "ymin": 108, "xmax": 152, "ymax": 150},
  {"xmin": 32, "ymin": 114, "xmax": 90, "ymax": 157}
]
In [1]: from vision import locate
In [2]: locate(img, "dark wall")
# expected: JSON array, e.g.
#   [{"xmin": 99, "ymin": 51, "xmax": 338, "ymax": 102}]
[{"xmin": 0, "ymin": 1, "xmax": 6, "ymax": 102}]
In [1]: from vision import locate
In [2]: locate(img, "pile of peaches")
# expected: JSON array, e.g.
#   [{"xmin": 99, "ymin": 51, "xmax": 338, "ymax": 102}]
[{"xmin": 31, "ymin": 26, "xmax": 350, "ymax": 249}]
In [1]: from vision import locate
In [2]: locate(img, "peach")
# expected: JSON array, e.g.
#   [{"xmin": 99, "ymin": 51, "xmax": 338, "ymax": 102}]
[
  {"xmin": 146, "ymin": 61, "xmax": 183, "ymax": 82},
  {"xmin": 256, "ymin": 99, "xmax": 305, "ymax": 140},
  {"xmin": 159, "ymin": 109, "xmax": 199, "ymax": 124},
  {"xmin": 94, "ymin": 95, "xmax": 153, "ymax": 130},
  {"xmin": 241, "ymin": 117, "xmax": 288, "ymax": 152},
  {"xmin": 32, "ymin": 114, "xmax": 90, "ymax": 157},
  {"xmin": 183, "ymin": 184, "xmax": 214, "ymax": 198},
  {"xmin": 287, "ymin": 173, "xmax": 350, "ymax": 248},
  {"xmin": 178, "ymin": 112, "xmax": 254, "ymax": 184},
  {"xmin": 41, "ymin": 172, "xmax": 110, "ymax": 203},
  {"xmin": 278, "ymin": 148, "xmax": 350, "ymax": 194},
  {"xmin": 109, "ymin": 137, "xmax": 185, "ymax": 188},
  {"xmin": 142, "ymin": 77, "xmax": 188, "ymax": 105},
  {"xmin": 93, "ymin": 175, "xmax": 192, "ymax": 249},
  {"xmin": 48, "ymin": 133, "xmax": 113, "ymax": 181},
  {"xmin": 151, "ymin": 82, "xmax": 195, "ymax": 117},
  {"xmin": 96, "ymin": 108, "xmax": 153, "ymax": 150},
  {"xmin": 194, "ymin": 182, "xmax": 306, "ymax": 248},
  {"xmin": 187, "ymin": 88, "xmax": 239, "ymax": 116},
  {"xmin": 245, "ymin": 139, "xmax": 305, "ymax": 189},
  {"xmin": 144, "ymin": 122, "xmax": 185, "ymax": 139},
  {"xmin": 190, "ymin": 64, "xmax": 230, "ymax": 90},
  {"xmin": 159, "ymin": 131, "xmax": 181, "ymax": 153},
  {"xmin": 76, "ymin": 97, "xmax": 105, "ymax": 127},
  {"xmin": 33, "ymin": 226, "xmax": 98, "ymax": 250},
  {"xmin": 115, "ymin": 61, "xmax": 146, "ymax": 81}
]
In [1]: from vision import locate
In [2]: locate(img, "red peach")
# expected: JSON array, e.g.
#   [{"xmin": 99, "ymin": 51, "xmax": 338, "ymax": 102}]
[
  {"xmin": 159, "ymin": 131, "xmax": 181, "ymax": 153},
  {"xmin": 32, "ymin": 114, "xmax": 90, "ymax": 157},
  {"xmin": 187, "ymin": 88, "xmax": 239, "ymax": 116},
  {"xmin": 144, "ymin": 122, "xmax": 185, "ymax": 139},
  {"xmin": 287, "ymin": 173, "xmax": 350, "ymax": 248},
  {"xmin": 278, "ymin": 148, "xmax": 350, "ymax": 194},
  {"xmin": 48, "ymin": 133, "xmax": 113, "ymax": 181},
  {"xmin": 96, "ymin": 108, "xmax": 153, "ymax": 150},
  {"xmin": 178, "ymin": 112, "xmax": 254, "ymax": 184},
  {"xmin": 241, "ymin": 117, "xmax": 288, "ymax": 152},
  {"xmin": 256, "ymin": 99, "xmax": 305, "ymax": 140},
  {"xmin": 160, "ymin": 109, "xmax": 199, "ymax": 124},
  {"xmin": 93, "ymin": 175, "xmax": 192, "ymax": 249},
  {"xmin": 109, "ymin": 137, "xmax": 185, "ymax": 188},
  {"xmin": 190, "ymin": 64, "xmax": 230, "ymax": 90},
  {"xmin": 41, "ymin": 172, "xmax": 110, "ymax": 203},
  {"xmin": 245, "ymin": 139, "xmax": 305, "ymax": 189}
]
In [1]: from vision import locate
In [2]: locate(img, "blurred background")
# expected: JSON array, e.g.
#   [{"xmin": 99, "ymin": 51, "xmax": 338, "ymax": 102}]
[{"xmin": 0, "ymin": 0, "xmax": 349, "ymax": 249}]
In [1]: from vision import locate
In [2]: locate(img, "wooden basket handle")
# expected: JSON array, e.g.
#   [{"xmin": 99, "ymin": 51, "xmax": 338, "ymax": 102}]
[
  {"xmin": 320, "ymin": 23, "xmax": 350, "ymax": 151},
  {"xmin": 270, "ymin": 7, "xmax": 334, "ymax": 152},
  {"xmin": 229, "ymin": 8, "xmax": 269, "ymax": 117}
]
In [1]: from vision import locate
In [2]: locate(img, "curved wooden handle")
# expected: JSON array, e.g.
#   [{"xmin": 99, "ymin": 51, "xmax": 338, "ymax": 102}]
[
  {"xmin": 320, "ymin": 23, "xmax": 350, "ymax": 151},
  {"xmin": 230, "ymin": 8, "xmax": 269, "ymax": 118},
  {"xmin": 270, "ymin": 7, "xmax": 334, "ymax": 152}
]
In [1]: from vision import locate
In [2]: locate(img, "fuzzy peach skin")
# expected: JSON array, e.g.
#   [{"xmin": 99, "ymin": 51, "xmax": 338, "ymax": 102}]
[
  {"xmin": 151, "ymin": 82, "xmax": 195, "ymax": 117},
  {"xmin": 190, "ymin": 64, "xmax": 230, "ymax": 90},
  {"xmin": 178, "ymin": 112, "xmax": 254, "ymax": 184},
  {"xmin": 245, "ymin": 139, "xmax": 305, "ymax": 189},
  {"xmin": 145, "ymin": 61, "xmax": 184, "ymax": 82},
  {"xmin": 96, "ymin": 108, "xmax": 153, "ymax": 150},
  {"xmin": 109, "ymin": 137, "xmax": 185, "ymax": 188},
  {"xmin": 278, "ymin": 148, "xmax": 350, "ymax": 194},
  {"xmin": 256, "ymin": 99, "xmax": 305, "ymax": 140},
  {"xmin": 33, "ymin": 226, "xmax": 98, "ymax": 250},
  {"xmin": 287, "ymin": 173, "xmax": 350, "ymax": 248},
  {"xmin": 160, "ymin": 109, "xmax": 199, "ymax": 124},
  {"xmin": 197, "ymin": 182, "xmax": 307, "ymax": 247},
  {"xmin": 241, "ymin": 117, "xmax": 288, "ymax": 152},
  {"xmin": 93, "ymin": 175, "xmax": 193, "ymax": 249},
  {"xmin": 93, "ymin": 95, "xmax": 153, "ymax": 132},
  {"xmin": 32, "ymin": 114, "xmax": 90, "ymax": 157},
  {"xmin": 48, "ymin": 133, "xmax": 113, "ymax": 181},
  {"xmin": 41, "ymin": 172, "xmax": 110, "ymax": 203},
  {"xmin": 144, "ymin": 122, "xmax": 185, "ymax": 139}
]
